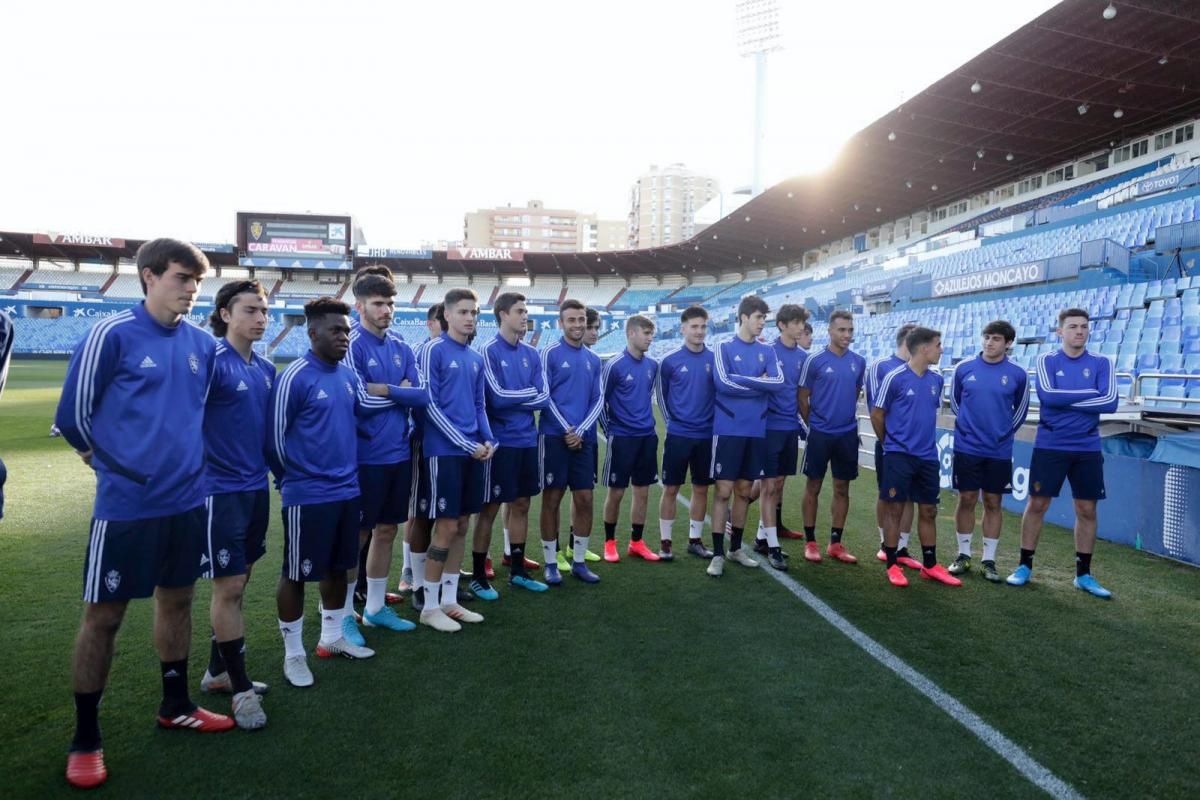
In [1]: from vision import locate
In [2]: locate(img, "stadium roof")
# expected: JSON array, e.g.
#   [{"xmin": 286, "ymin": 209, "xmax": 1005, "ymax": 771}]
[{"xmin": 0, "ymin": 231, "xmax": 239, "ymax": 267}]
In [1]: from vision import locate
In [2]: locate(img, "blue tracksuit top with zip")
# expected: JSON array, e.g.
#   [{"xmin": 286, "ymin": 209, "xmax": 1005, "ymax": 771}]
[
  {"xmin": 866, "ymin": 354, "xmax": 906, "ymax": 410},
  {"xmin": 204, "ymin": 339, "xmax": 276, "ymax": 495},
  {"xmin": 482, "ymin": 333, "xmax": 549, "ymax": 448},
  {"xmin": 767, "ymin": 339, "xmax": 809, "ymax": 432},
  {"xmin": 655, "ymin": 344, "xmax": 715, "ymax": 438},
  {"xmin": 950, "ymin": 353, "xmax": 1030, "ymax": 458},
  {"xmin": 600, "ymin": 348, "xmax": 658, "ymax": 437},
  {"xmin": 712, "ymin": 335, "xmax": 785, "ymax": 438},
  {"xmin": 876, "ymin": 364, "xmax": 944, "ymax": 460},
  {"xmin": 55, "ymin": 302, "xmax": 216, "ymax": 521},
  {"xmin": 799, "ymin": 346, "xmax": 866, "ymax": 435},
  {"xmin": 268, "ymin": 350, "xmax": 372, "ymax": 506},
  {"xmin": 539, "ymin": 338, "xmax": 603, "ymax": 438},
  {"xmin": 344, "ymin": 322, "xmax": 429, "ymax": 465},
  {"xmin": 1033, "ymin": 349, "xmax": 1118, "ymax": 452},
  {"xmin": 419, "ymin": 333, "xmax": 497, "ymax": 457}
]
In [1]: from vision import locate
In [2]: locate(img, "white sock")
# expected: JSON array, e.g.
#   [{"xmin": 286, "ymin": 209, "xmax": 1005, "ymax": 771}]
[
  {"xmin": 412, "ymin": 551, "xmax": 427, "ymax": 586},
  {"xmin": 659, "ymin": 518, "xmax": 674, "ymax": 542},
  {"xmin": 343, "ymin": 579, "xmax": 357, "ymax": 614},
  {"xmin": 574, "ymin": 535, "xmax": 590, "ymax": 564},
  {"xmin": 423, "ymin": 578, "xmax": 441, "ymax": 609},
  {"xmin": 689, "ymin": 519, "xmax": 704, "ymax": 541},
  {"xmin": 402, "ymin": 540, "xmax": 412, "ymax": 571},
  {"xmin": 878, "ymin": 526, "xmax": 885, "ymax": 545},
  {"xmin": 365, "ymin": 577, "xmax": 388, "ymax": 616},
  {"xmin": 983, "ymin": 537, "xmax": 999, "ymax": 563},
  {"xmin": 279, "ymin": 616, "xmax": 304, "ymax": 658},
  {"xmin": 503, "ymin": 528, "xmax": 512, "ymax": 557},
  {"xmin": 319, "ymin": 605, "xmax": 343, "ymax": 645},
  {"xmin": 956, "ymin": 532, "xmax": 973, "ymax": 557},
  {"xmin": 899, "ymin": 531, "xmax": 911, "ymax": 551},
  {"xmin": 764, "ymin": 526, "xmax": 779, "ymax": 548},
  {"xmin": 542, "ymin": 539, "xmax": 556, "ymax": 565},
  {"xmin": 440, "ymin": 572, "xmax": 459, "ymax": 609}
]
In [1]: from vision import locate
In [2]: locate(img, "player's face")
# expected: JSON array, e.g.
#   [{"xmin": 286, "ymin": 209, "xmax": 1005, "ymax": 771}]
[
  {"xmin": 742, "ymin": 311, "xmax": 766, "ymax": 337},
  {"xmin": 446, "ymin": 299, "xmax": 478, "ymax": 338},
  {"xmin": 982, "ymin": 333, "xmax": 1008, "ymax": 360},
  {"xmin": 928, "ymin": 336, "xmax": 943, "ymax": 362},
  {"xmin": 144, "ymin": 262, "xmax": 201, "ymax": 316},
  {"xmin": 584, "ymin": 321, "xmax": 600, "ymax": 346},
  {"xmin": 627, "ymin": 324, "xmax": 654, "ymax": 354},
  {"xmin": 779, "ymin": 320, "xmax": 805, "ymax": 342},
  {"xmin": 829, "ymin": 318, "xmax": 854, "ymax": 349},
  {"xmin": 798, "ymin": 328, "xmax": 813, "ymax": 349},
  {"xmin": 682, "ymin": 316, "xmax": 707, "ymax": 347},
  {"xmin": 223, "ymin": 292, "xmax": 269, "ymax": 342},
  {"xmin": 1059, "ymin": 316, "xmax": 1089, "ymax": 351},
  {"xmin": 561, "ymin": 308, "xmax": 586, "ymax": 345},
  {"xmin": 500, "ymin": 301, "xmax": 528, "ymax": 337},
  {"xmin": 359, "ymin": 296, "xmax": 395, "ymax": 332},
  {"xmin": 311, "ymin": 314, "xmax": 351, "ymax": 362}
]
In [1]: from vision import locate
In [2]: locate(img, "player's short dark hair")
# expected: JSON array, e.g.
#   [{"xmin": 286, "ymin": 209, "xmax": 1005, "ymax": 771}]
[
  {"xmin": 136, "ymin": 238, "xmax": 209, "ymax": 293},
  {"xmin": 443, "ymin": 288, "xmax": 478, "ymax": 310},
  {"xmin": 894, "ymin": 323, "xmax": 918, "ymax": 346},
  {"xmin": 626, "ymin": 314, "xmax": 655, "ymax": 334},
  {"xmin": 585, "ymin": 308, "xmax": 601, "ymax": 326},
  {"xmin": 559, "ymin": 299, "xmax": 586, "ymax": 318},
  {"xmin": 680, "ymin": 305, "xmax": 708, "ymax": 324},
  {"xmin": 1059, "ymin": 307, "xmax": 1090, "ymax": 325},
  {"xmin": 209, "ymin": 280, "xmax": 267, "ymax": 337},
  {"xmin": 737, "ymin": 296, "xmax": 769, "ymax": 323},
  {"xmin": 776, "ymin": 304, "xmax": 807, "ymax": 328},
  {"xmin": 304, "ymin": 296, "xmax": 350, "ymax": 324},
  {"xmin": 353, "ymin": 265, "xmax": 396, "ymax": 300},
  {"xmin": 802, "ymin": 321, "xmax": 813, "ymax": 334},
  {"xmin": 829, "ymin": 310, "xmax": 853, "ymax": 326},
  {"xmin": 905, "ymin": 326, "xmax": 941, "ymax": 354},
  {"xmin": 427, "ymin": 303, "xmax": 442, "ymax": 321},
  {"xmin": 494, "ymin": 291, "xmax": 526, "ymax": 322},
  {"xmin": 982, "ymin": 320, "xmax": 1017, "ymax": 343}
]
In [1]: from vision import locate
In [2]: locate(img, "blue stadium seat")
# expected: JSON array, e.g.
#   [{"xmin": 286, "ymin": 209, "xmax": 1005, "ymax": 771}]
[
  {"xmin": 1156, "ymin": 385, "xmax": 1186, "ymax": 409},
  {"xmin": 1160, "ymin": 353, "xmax": 1184, "ymax": 372},
  {"xmin": 1137, "ymin": 354, "xmax": 1160, "ymax": 372},
  {"xmin": 1141, "ymin": 379, "xmax": 1160, "ymax": 397},
  {"xmin": 1117, "ymin": 353, "xmax": 1137, "ymax": 372}
]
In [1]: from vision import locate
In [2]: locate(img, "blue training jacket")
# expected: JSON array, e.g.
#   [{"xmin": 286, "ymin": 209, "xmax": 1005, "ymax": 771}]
[
  {"xmin": 712, "ymin": 335, "xmax": 785, "ymax": 438},
  {"xmin": 539, "ymin": 338, "xmax": 603, "ymax": 438},
  {"xmin": 419, "ymin": 333, "xmax": 497, "ymax": 458},
  {"xmin": 655, "ymin": 344, "xmax": 715, "ymax": 439},
  {"xmin": 1033, "ymin": 349, "xmax": 1118, "ymax": 452},
  {"xmin": 600, "ymin": 348, "xmax": 658, "ymax": 438},
  {"xmin": 343, "ymin": 322, "xmax": 429, "ymax": 465},
  {"xmin": 204, "ymin": 339, "xmax": 277, "ymax": 495},
  {"xmin": 482, "ymin": 333, "xmax": 549, "ymax": 448},
  {"xmin": 949, "ymin": 353, "xmax": 1030, "ymax": 458}
]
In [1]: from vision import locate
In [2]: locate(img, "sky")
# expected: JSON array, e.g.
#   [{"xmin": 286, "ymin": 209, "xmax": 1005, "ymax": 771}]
[{"xmin": 0, "ymin": 0, "xmax": 1061, "ymax": 249}]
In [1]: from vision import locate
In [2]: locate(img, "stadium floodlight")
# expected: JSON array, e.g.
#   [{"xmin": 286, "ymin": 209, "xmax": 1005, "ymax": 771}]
[
  {"xmin": 737, "ymin": 0, "xmax": 782, "ymax": 198},
  {"xmin": 888, "ymin": 130, "xmax": 897, "ymax": 141},
  {"xmin": 1113, "ymin": 108, "xmax": 1125, "ymax": 118},
  {"xmin": 977, "ymin": 149, "xmax": 985, "ymax": 158},
  {"xmin": 1078, "ymin": 103, "xmax": 1089, "ymax": 115},
  {"xmin": 1006, "ymin": 152, "xmax": 1014, "ymax": 161},
  {"xmin": 1103, "ymin": 3, "xmax": 1117, "ymax": 20},
  {"xmin": 1159, "ymin": 55, "xmax": 1169, "ymax": 65},
  {"xmin": 970, "ymin": 80, "xmax": 983, "ymax": 94}
]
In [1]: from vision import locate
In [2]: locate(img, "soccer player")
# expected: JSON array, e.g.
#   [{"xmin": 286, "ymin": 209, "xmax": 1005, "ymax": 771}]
[
  {"xmin": 199, "ymin": 280, "xmax": 274, "ymax": 730},
  {"xmin": 871, "ymin": 327, "xmax": 960, "ymax": 588},
  {"xmin": 557, "ymin": 307, "xmax": 606, "ymax": 569},
  {"xmin": 270, "ymin": 297, "xmax": 378, "ymax": 688},
  {"xmin": 867, "ymin": 323, "xmax": 920, "ymax": 569},
  {"xmin": 342, "ymin": 266, "xmax": 430, "ymax": 635},
  {"xmin": 1008, "ymin": 308, "xmax": 1118, "ymax": 598},
  {"xmin": 798, "ymin": 310, "xmax": 866, "ymax": 564},
  {"xmin": 415, "ymin": 289, "xmax": 497, "ymax": 630},
  {"xmin": 471, "ymin": 292, "xmax": 550, "ymax": 596},
  {"xmin": 600, "ymin": 315, "xmax": 661, "ymax": 562},
  {"xmin": 948, "ymin": 321, "xmax": 1029, "ymax": 582},
  {"xmin": 0, "ymin": 309, "xmax": 11, "ymax": 523},
  {"xmin": 539, "ymin": 299, "xmax": 603, "ymax": 585},
  {"xmin": 656, "ymin": 306, "xmax": 716, "ymax": 560},
  {"xmin": 757, "ymin": 304, "xmax": 810, "ymax": 570},
  {"xmin": 707, "ymin": 296, "xmax": 785, "ymax": 577},
  {"xmin": 55, "ymin": 239, "xmax": 231, "ymax": 789}
]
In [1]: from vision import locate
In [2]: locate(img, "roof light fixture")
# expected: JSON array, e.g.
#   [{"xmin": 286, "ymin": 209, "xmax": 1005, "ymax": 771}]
[
  {"xmin": 1159, "ymin": 55, "xmax": 1169, "ymax": 65},
  {"xmin": 887, "ymin": 131, "xmax": 896, "ymax": 141},
  {"xmin": 1077, "ymin": 103, "xmax": 1089, "ymax": 115},
  {"xmin": 1006, "ymin": 152, "xmax": 1014, "ymax": 161},
  {"xmin": 1102, "ymin": 3, "xmax": 1116, "ymax": 20},
  {"xmin": 1113, "ymin": 108, "xmax": 1124, "ymax": 118},
  {"xmin": 977, "ymin": 149, "xmax": 985, "ymax": 158},
  {"xmin": 931, "ymin": 184, "xmax": 938, "ymax": 191},
  {"xmin": 970, "ymin": 80, "xmax": 982, "ymax": 94}
]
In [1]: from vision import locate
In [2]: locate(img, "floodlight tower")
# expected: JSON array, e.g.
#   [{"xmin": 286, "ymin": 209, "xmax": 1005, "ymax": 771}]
[{"xmin": 736, "ymin": 0, "xmax": 782, "ymax": 197}]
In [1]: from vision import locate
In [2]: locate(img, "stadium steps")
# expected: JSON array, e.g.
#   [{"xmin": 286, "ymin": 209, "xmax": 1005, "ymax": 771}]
[
  {"xmin": 268, "ymin": 323, "xmax": 295, "ymax": 351},
  {"xmin": 662, "ymin": 285, "xmax": 686, "ymax": 302},
  {"xmin": 14, "ymin": 267, "xmax": 33, "ymax": 289},
  {"xmin": 607, "ymin": 287, "xmax": 626, "ymax": 310},
  {"xmin": 411, "ymin": 284, "xmax": 426, "ymax": 305},
  {"xmin": 487, "ymin": 285, "xmax": 500, "ymax": 305},
  {"xmin": 335, "ymin": 280, "xmax": 350, "ymax": 300},
  {"xmin": 557, "ymin": 284, "xmax": 568, "ymax": 306},
  {"xmin": 530, "ymin": 329, "xmax": 541, "ymax": 347},
  {"xmin": 98, "ymin": 273, "xmax": 118, "ymax": 294},
  {"xmin": 266, "ymin": 279, "xmax": 283, "ymax": 300}
]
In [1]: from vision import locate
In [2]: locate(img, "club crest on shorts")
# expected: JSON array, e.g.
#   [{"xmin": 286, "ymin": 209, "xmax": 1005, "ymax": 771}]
[
  {"xmin": 493, "ymin": 484, "xmax": 502, "ymax": 497},
  {"xmin": 1033, "ymin": 481, "xmax": 1041, "ymax": 492},
  {"xmin": 419, "ymin": 498, "xmax": 429, "ymax": 512},
  {"xmin": 888, "ymin": 488, "xmax": 897, "ymax": 498},
  {"xmin": 715, "ymin": 462, "xmax": 723, "ymax": 475},
  {"xmin": 546, "ymin": 472, "xmax": 554, "ymax": 484},
  {"xmin": 437, "ymin": 497, "xmax": 447, "ymax": 512},
  {"xmin": 104, "ymin": 569, "xmax": 121, "ymax": 593},
  {"xmin": 188, "ymin": 353, "xmax": 199, "ymax": 374},
  {"xmin": 217, "ymin": 548, "xmax": 230, "ymax": 569},
  {"xmin": 301, "ymin": 559, "xmax": 313, "ymax": 577}
]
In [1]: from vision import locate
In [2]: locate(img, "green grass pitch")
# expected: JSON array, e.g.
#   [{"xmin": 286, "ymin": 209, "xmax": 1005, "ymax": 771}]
[{"xmin": 1, "ymin": 359, "xmax": 1198, "ymax": 798}]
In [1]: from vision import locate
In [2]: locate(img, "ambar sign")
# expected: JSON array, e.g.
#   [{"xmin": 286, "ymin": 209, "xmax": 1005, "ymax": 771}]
[
  {"xmin": 446, "ymin": 247, "xmax": 524, "ymax": 261},
  {"xmin": 33, "ymin": 233, "xmax": 126, "ymax": 248},
  {"xmin": 932, "ymin": 261, "xmax": 1044, "ymax": 298}
]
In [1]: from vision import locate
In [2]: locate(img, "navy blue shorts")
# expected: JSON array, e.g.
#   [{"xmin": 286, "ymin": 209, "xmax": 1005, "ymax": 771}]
[
  {"xmin": 358, "ymin": 460, "xmax": 414, "ymax": 529},
  {"xmin": 874, "ymin": 440, "xmax": 886, "ymax": 489},
  {"xmin": 282, "ymin": 498, "xmax": 361, "ymax": 582},
  {"xmin": 202, "ymin": 490, "xmax": 269, "ymax": 579},
  {"xmin": 1029, "ymin": 448, "xmax": 1106, "ymax": 501},
  {"xmin": 802, "ymin": 429, "xmax": 860, "ymax": 482},
  {"xmin": 662, "ymin": 434, "xmax": 713, "ymax": 487},
  {"xmin": 764, "ymin": 428, "xmax": 801, "ymax": 479},
  {"xmin": 416, "ymin": 455, "xmax": 486, "ymax": 519},
  {"xmin": 541, "ymin": 435, "xmax": 597, "ymax": 491},
  {"xmin": 82, "ymin": 505, "xmax": 206, "ymax": 602},
  {"xmin": 484, "ymin": 445, "xmax": 541, "ymax": 504},
  {"xmin": 879, "ymin": 452, "xmax": 940, "ymax": 505},
  {"xmin": 604, "ymin": 434, "xmax": 659, "ymax": 488},
  {"xmin": 953, "ymin": 452, "xmax": 1013, "ymax": 495},
  {"xmin": 711, "ymin": 434, "xmax": 766, "ymax": 482}
]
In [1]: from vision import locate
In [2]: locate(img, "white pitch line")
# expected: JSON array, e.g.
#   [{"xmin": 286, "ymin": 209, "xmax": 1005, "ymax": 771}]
[{"xmin": 674, "ymin": 495, "xmax": 1083, "ymax": 800}]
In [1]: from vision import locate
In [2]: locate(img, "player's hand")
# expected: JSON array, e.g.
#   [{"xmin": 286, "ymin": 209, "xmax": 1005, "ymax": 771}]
[
  {"xmin": 367, "ymin": 382, "xmax": 389, "ymax": 397},
  {"xmin": 399, "ymin": 379, "xmax": 412, "ymax": 388},
  {"xmin": 471, "ymin": 443, "xmax": 488, "ymax": 460},
  {"xmin": 481, "ymin": 442, "xmax": 496, "ymax": 461},
  {"xmin": 564, "ymin": 431, "xmax": 583, "ymax": 449}
]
